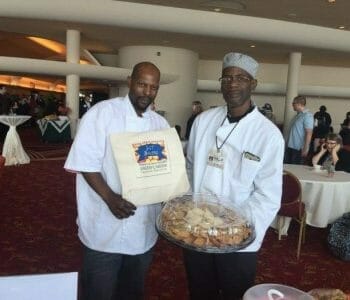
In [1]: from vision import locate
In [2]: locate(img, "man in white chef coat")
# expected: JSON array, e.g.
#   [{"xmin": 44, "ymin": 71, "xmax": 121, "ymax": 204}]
[
  {"xmin": 185, "ymin": 52, "xmax": 285, "ymax": 300},
  {"xmin": 64, "ymin": 62, "xmax": 169, "ymax": 300}
]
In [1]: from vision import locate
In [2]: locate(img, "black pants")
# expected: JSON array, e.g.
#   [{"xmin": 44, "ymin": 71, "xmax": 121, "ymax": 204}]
[
  {"xmin": 81, "ymin": 245, "xmax": 154, "ymax": 300},
  {"xmin": 284, "ymin": 147, "xmax": 302, "ymax": 165},
  {"xmin": 183, "ymin": 250, "xmax": 257, "ymax": 300}
]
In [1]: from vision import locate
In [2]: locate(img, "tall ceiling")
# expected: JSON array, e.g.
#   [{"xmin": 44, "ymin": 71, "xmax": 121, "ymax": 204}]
[{"xmin": 0, "ymin": 0, "xmax": 350, "ymax": 91}]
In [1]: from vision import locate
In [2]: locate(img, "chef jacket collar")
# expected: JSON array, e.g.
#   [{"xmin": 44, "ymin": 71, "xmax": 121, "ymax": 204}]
[{"xmin": 227, "ymin": 102, "xmax": 255, "ymax": 123}]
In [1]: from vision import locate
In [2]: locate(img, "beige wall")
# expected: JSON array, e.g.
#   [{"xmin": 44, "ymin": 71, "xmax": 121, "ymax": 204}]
[{"xmin": 196, "ymin": 60, "xmax": 350, "ymax": 133}]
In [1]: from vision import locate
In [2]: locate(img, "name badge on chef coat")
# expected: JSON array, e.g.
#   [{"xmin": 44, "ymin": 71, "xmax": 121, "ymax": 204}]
[{"xmin": 207, "ymin": 149, "xmax": 225, "ymax": 169}]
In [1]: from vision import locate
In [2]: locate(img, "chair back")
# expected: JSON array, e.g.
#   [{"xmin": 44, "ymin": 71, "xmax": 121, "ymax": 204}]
[
  {"xmin": 282, "ymin": 171, "xmax": 301, "ymax": 203},
  {"xmin": 279, "ymin": 170, "xmax": 303, "ymax": 218},
  {"xmin": 278, "ymin": 170, "xmax": 306, "ymax": 259}
]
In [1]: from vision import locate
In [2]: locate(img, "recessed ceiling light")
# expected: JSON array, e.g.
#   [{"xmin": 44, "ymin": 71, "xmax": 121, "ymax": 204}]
[
  {"xmin": 213, "ymin": 8, "xmax": 221, "ymax": 12},
  {"xmin": 327, "ymin": 0, "xmax": 336, "ymax": 3},
  {"xmin": 338, "ymin": 25, "xmax": 345, "ymax": 29},
  {"xmin": 250, "ymin": 45, "xmax": 256, "ymax": 48}
]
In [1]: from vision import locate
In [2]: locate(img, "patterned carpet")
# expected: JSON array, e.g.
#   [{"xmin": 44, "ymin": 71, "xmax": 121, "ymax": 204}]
[{"xmin": 0, "ymin": 127, "xmax": 349, "ymax": 298}]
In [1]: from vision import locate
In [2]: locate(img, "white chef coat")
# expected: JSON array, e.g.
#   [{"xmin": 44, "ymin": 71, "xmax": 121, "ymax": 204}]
[
  {"xmin": 64, "ymin": 95, "xmax": 170, "ymax": 254},
  {"xmin": 186, "ymin": 106, "xmax": 284, "ymax": 252}
]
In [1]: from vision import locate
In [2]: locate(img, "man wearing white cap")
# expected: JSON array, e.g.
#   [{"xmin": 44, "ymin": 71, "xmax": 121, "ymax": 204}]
[{"xmin": 185, "ymin": 52, "xmax": 285, "ymax": 299}]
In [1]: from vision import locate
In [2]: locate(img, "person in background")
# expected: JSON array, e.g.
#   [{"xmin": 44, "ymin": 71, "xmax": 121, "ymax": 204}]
[
  {"xmin": 175, "ymin": 124, "xmax": 182, "ymax": 140},
  {"xmin": 313, "ymin": 105, "xmax": 332, "ymax": 152},
  {"xmin": 185, "ymin": 52, "xmax": 284, "ymax": 300},
  {"xmin": 79, "ymin": 94, "xmax": 93, "ymax": 118},
  {"xmin": 57, "ymin": 99, "xmax": 70, "ymax": 116},
  {"xmin": 29, "ymin": 90, "xmax": 45, "ymax": 116},
  {"xmin": 339, "ymin": 118, "xmax": 350, "ymax": 148},
  {"xmin": 185, "ymin": 100, "xmax": 203, "ymax": 140},
  {"xmin": 64, "ymin": 62, "xmax": 169, "ymax": 300},
  {"xmin": 17, "ymin": 95, "xmax": 30, "ymax": 115},
  {"xmin": 341, "ymin": 111, "xmax": 350, "ymax": 130},
  {"xmin": 284, "ymin": 95, "xmax": 314, "ymax": 164},
  {"xmin": 260, "ymin": 102, "xmax": 276, "ymax": 123},
  {"xmin": 8, "ymin": 94, "xmax": 20, "ymax": 114},
  {"xmin": 27, "ymin": 90, "xmax": 45, "ymax": 126},
  {"xmin": 312, "ymin": 133, "xmax": 350, "ymax": 173},
  {"xmin": 0, "ymin": 85, "xmax": 10, "ymax": 115},
  {"xmin": 43, "ymin": 95, "xmax": 59, "ymax": 119}
]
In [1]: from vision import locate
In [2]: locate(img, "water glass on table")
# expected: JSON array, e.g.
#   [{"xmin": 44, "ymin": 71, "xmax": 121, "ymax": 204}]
[{"xmin": 327, "ymin": 165, "xmax": 335, "ymax": 177}]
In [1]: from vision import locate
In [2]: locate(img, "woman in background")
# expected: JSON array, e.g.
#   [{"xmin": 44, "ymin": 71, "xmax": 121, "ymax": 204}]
[{"xmin": 312, "ymin": 133, "xmax": 350, "ymax": 173}]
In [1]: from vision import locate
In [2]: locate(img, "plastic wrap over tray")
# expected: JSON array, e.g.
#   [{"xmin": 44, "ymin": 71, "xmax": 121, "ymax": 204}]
[{"xmin": 156, "ymin": 193, "xmax": 256, "ymax": 253}]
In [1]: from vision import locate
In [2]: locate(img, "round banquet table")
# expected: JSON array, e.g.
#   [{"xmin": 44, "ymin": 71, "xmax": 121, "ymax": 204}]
[
  {"xmin": 37, "ymin": 116, "xmax": 71, "ymax": 143},
  {"xmin": 275, "ymin": 164, "xmax": 350, "ymax": 235},
  {"xmin": 0, "ymin": 115, "xmax": 31, "ymax": 166}
]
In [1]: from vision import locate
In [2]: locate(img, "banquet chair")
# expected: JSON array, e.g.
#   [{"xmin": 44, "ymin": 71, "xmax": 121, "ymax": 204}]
[{"xmin": 277, "ymin": 170, "xmax": 306, "ymax": 260}]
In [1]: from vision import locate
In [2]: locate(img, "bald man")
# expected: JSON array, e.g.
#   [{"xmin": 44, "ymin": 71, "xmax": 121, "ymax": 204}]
[{"xmin": 65, "ymin": 62, "xmax": 170, "ymax": 300}]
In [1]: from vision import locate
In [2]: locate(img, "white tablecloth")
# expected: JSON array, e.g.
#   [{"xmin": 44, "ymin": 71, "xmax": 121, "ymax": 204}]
[
  {"xmin": 0, "ymin": 115, "xmax": 31, "ymax": 166},
  {"xmin": 276, "ymin": 164, "xmax": 350, "ymax": 234}
]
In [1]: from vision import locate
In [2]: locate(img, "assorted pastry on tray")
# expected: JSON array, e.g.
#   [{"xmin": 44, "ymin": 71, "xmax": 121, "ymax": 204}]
[{"xmin": 157, "ymin": 195, "xmax": 254, "ymax": 252}]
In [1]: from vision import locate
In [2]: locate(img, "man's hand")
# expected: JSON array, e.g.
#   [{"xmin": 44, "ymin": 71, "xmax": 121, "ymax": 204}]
[
  {"xmin": 81, "ymin": 172, "xmax": 137, "ymax": 219},
  {"xmin": 106, "ymin": 193, "xmax": 137, "ymax": 219}
]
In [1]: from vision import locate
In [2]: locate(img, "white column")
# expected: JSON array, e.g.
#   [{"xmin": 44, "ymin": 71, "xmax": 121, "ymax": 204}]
[
  {"xmin": 283, "ymin": 52, "xmax": 302, "ymax": 137},
  {"xmin": 118, "ymin": 46, "xmax": 198, "ymax": 135},
  {"xmin": 66, "ymin": 29, "xmax": 80, "ymax": 137}
]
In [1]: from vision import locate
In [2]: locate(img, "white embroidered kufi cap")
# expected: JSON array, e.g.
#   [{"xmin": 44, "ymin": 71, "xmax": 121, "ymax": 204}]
[{"xmin": 222, "ymin": 52, "xmax": 259, "ymax": 78}]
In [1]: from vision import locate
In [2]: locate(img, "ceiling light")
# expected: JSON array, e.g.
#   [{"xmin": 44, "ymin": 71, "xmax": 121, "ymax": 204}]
[
  {"xmin": 250, "ymin": 45, "xmax": 256, "ymax": 48},
  {"xmin": 338, "ymin": 25, "xmax": 345, "ymax": 29},
  {"xmin": 213, "ymin": 8, "xmax": 221, "ymax": 12},
  {"xmin": 27, "ymin": 36, "xmax": 65, "ymax": 54},
  {"xmin": 327, "ymin": 0, "xmax": 336, "ymax": 3},
  {"xmin": 0, "ymin": 75, "xmax": 66, "ymax": 93}
]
